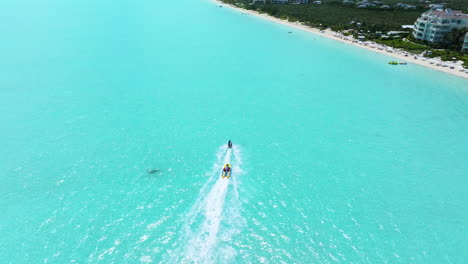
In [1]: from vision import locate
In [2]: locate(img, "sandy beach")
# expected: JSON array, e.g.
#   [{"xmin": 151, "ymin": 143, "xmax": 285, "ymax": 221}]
[{"xmin": 212, "ymin": 0, "xmax": 468, "ymax": 80}]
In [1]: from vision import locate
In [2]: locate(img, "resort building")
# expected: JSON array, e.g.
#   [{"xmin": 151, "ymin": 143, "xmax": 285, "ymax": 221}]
[
  {"xmin": 292, "ymin": 0, "xmax": 309, "ymax": 4},
  {"xmin": 401, "ymin": 25, "xmax": 414, "ymax": 29},
  {"xmin": 271, "ymin": 0, "xmax": 289, "ymax": 3},
  {"xmin": 463, "ymin": 33, "xmax": 468, "ymax": 52},
  {"xmin": 357, "ymin": 1, "xmax": 376, "ymax": 8},
  {"xmin": 412, "ymin": 9, "xmax": 468, "ymax": 43},
  {"xmin": 429, "ymin": 4, "xmax": 444, "ymax": 10},
  {"xmin": 395, "ymin": 3, "xmax": 415, "ymax": 9}
]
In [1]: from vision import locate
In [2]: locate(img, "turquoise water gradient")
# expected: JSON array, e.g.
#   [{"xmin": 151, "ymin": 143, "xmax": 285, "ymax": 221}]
[{"xmin": 1, "ymin": 0, "xmax": 467, "ymax": 263}]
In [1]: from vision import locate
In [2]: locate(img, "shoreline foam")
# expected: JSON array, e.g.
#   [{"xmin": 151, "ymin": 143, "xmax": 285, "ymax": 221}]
[{"xmin": 211, "ymin": 0, "xmax": 468, "ymax": 80}]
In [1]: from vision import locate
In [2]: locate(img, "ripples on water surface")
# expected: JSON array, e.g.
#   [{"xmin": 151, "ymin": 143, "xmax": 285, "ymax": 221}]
[{"xmin": 0, "ymin": 0, "xmax": 467, "ymax": 263}]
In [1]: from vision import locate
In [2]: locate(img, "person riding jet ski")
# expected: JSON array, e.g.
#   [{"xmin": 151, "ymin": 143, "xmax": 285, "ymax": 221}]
[
  {"xmin": 222, "ymin": 164, "xmax": 231, "ymax": 178},
  {"xmin": 228, "ymin": 140, "xmax": 232, "ymax": 148}
]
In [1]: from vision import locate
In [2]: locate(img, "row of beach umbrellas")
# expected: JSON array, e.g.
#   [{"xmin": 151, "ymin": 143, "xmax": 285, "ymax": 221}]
[{"xmin": 332, "ymin": 33, "xmax": 468, "ymax": 74}]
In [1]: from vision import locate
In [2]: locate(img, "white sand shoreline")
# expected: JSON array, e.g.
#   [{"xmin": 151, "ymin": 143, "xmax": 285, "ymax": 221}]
[{"xmin": 211, "ymin": 0, "xmax": 468, "ymax": 80}]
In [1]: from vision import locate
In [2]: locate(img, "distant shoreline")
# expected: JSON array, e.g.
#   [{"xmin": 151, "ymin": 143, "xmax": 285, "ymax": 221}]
[{"xmin": 210, "ymin": 0, "xmax": 468, "ymax": 80}]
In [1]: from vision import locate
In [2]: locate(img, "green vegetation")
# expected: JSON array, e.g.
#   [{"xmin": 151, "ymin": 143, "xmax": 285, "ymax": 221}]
[
  {"xmin": 408, "ymin": 30, "xmax": 468, "ymax": 67},
  {"xmin": 425, "ymin": 50, "xmax": 468, "ymax": 67},
  {"xmin": 374, "ymin": 39, "xmax": 429, "ymax": 54},
  {"xmin": 381, "ymin": 0, "xmax": 468, "ymax": 10},
  {"xmin": 221, "ymin": 0, "xmax": 467, "ymax": 32},
  {"xmin": 219, "ymin": 0, "xmax": 468, "ymax": 68},
  {"xmin": 441, "ymin": 28, "xmax": 468, "ymax": 50},
  {"xmin": 226, "ymin": 1, "xmax": 422, "ymax": 31}
]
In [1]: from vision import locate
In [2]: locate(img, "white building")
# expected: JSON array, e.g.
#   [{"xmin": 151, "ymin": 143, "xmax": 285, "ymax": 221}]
[
  {"xmin": 292, "ymin": 0, "xmax": 309, "ymax": 4},
  {"xmin": 401, "ymin": 25, "xmax": 414, "ymax": 29},
  {"xmin": 429, "ymin": 4, "xmax": 444, "ymax": 10},
  {"xmin": 412, "ymin": 9, "xmax": 468, "ymax": 43},
  {"xmin": 271, "ymin": 0, "xmax": 289, "ymax": 3},
  {"xmin": 395, "ymin": 3, "xmax": 415, "ymax": 10},
  {"xmin": 463, "ymin": 33, "xmax": 468, "ymax": 52},
  {"xmin": 356, "ymin": 0, "xmax": 377, "ymax": 8}
]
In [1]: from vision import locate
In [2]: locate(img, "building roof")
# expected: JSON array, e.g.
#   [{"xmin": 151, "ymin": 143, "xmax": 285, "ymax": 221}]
[{"xmin": 423, "ymin": 9, "xmax": 468, "ymax": 20}]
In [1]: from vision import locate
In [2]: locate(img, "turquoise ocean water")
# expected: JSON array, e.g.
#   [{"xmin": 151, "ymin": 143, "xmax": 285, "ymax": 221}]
[{"xmin": 1, "ymin": 0, "xmax": 467, "ymax": 263}]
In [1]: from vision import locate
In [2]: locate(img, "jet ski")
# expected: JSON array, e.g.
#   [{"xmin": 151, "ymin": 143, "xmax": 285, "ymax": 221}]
[
  {"xmin": 221, "ymin": 164, "xmax": 231, "ymax": 179},
  {"xmin": 228, "ymin": 140, "xmax": 232, "ymax": 148}
]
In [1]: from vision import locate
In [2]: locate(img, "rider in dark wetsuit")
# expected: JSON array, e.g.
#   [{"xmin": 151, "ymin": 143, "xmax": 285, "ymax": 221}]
[{"xmin": 228, "ymin": 140, "xmax": 232, "ymax": 148}]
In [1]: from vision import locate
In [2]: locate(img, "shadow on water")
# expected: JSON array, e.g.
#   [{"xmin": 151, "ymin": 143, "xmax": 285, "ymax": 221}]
[{"xmin": 139, "ymin": 168, "xmax": 165, "ymax": 179}]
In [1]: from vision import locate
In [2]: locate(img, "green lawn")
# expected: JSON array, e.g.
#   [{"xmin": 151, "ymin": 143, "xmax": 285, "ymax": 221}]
[{"xmin": 374, "ymin": 39, "xmax": 429, "ymax": 54}]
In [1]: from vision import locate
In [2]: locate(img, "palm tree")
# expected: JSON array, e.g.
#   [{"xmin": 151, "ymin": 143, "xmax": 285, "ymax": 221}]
[{"xmin": 443, "ymin": 27, "xmax": 468, "ymax": 50}]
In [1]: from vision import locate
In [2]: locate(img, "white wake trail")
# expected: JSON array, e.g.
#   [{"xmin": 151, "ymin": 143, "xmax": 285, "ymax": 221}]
[
  {"xmin": 168, "ymin": 145, "xmax": 244, "ymax": 264},
  {"xmin": 184, "ymin": 149, "xmax": 232, "ymax": 263}
]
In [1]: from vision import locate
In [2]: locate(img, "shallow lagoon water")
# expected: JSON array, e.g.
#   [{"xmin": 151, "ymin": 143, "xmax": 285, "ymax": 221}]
[{"xmin": 0, "ymin": 0, "xmax": 467, "ymax": 263}]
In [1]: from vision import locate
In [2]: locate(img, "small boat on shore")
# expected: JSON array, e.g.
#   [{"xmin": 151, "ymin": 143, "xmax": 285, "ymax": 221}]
[{"xmin": 388, "ymin": 61, "xmax": 407, "ymax": 65}]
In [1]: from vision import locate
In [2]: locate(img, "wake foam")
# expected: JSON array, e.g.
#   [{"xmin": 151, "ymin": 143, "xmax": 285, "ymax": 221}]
[{"xmin": 167, "ymin": 145, "xmax": 244, "ymax": 264}]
